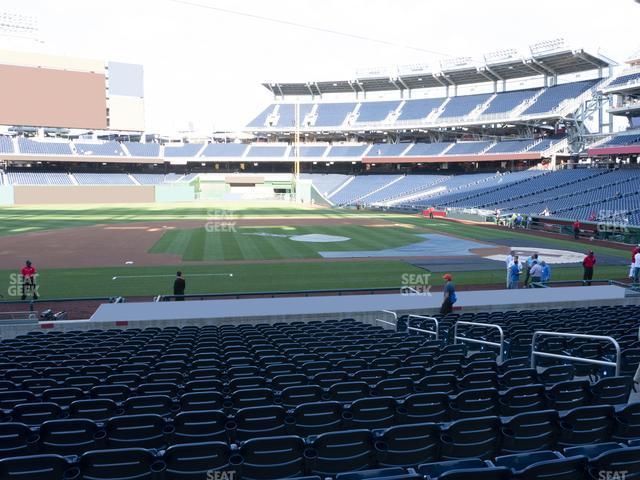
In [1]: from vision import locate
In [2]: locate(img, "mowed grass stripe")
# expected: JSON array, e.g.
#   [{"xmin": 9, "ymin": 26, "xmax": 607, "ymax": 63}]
[{"xmin": 184, "ymin": 228, "xmax": 207, "ymax": 261}]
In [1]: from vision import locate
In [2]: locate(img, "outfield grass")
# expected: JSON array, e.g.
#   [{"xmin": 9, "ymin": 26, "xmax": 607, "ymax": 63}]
[
  {"xmin": 0, "ymin": 262, "xmax": 627, "ymax": 300},
  {"xmin": 0, "ymin": 202, "xmax": 407, "ymax": 237},
  {"xmin": 150, "ymin": 224, "xmax": 425, "ymax": 261},
  {"xmin": 0, "ymin": 261, "xmax": 427, "ymax": 299}
]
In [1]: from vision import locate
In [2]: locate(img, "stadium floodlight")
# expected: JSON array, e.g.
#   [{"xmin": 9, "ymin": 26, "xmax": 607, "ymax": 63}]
[
  {"xmin": 483, "ymin": 48, "xmax": 520, "ymax": 65},
  {"xmin": 355, "ymin": 65, "xmax": 397, "ymax": 79},
  {"xmin": 398, "ymin": 63, "xmax": 434, "ymax": 76},
  {"xmin": 0, "ymin": 11, "xmax": 40, "ymax": 42},
  {"xmin": 440, "ymin": 56, "xmax": 475, "ymax": 71},
  {"xmin": 529, "ymin": 38, "xmax": 568, "ymax": 56}
]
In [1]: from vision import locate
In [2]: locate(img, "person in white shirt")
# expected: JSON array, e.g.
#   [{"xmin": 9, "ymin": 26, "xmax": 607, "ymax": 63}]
[
  {"xmin": 634, "ymin": 251, "xmax": 640, "ymax": 284},
  {"xmin": 505, "ymin": 251, "xmax": 515, "ymax": 288},
  {"xmin": 529, "ymin": 260, "xmax": 543, "ymax": 287}
]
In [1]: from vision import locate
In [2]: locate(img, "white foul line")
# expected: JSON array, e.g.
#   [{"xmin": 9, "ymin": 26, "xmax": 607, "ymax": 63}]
[{"xmin": 111, "ymin": 273, "xmax": 234, "ymax": 280}]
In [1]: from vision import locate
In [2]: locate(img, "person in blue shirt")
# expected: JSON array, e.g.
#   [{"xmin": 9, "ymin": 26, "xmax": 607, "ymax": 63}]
[
  {"xmin": 541, "ymin": 261, "xmax": 551, "ymax": 285},
  {"xmin": 509, "ymin": 257, "xmax": 521, "ymax": 289},
  {"xmin": 440, "ymin": 273, "xmax": 456, "ymax": 315}
]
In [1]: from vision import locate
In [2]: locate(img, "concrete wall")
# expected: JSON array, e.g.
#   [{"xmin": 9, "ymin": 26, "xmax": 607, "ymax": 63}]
[
  {"xmin": 13, "ymin": 186, "xmax": 155, "ymax": 204},
  {"xmin": 155, "ymin": 185, "xmax": 195, "ymax": 202},
  {"xmin": 0, "ymin": 185, "xmax": 14, "ymax": 205}
]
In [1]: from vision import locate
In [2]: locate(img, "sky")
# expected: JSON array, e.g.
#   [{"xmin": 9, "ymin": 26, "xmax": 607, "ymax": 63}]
[{"xmin": 4, "ymin": 0, "xmax": 640, "ymax": 134}]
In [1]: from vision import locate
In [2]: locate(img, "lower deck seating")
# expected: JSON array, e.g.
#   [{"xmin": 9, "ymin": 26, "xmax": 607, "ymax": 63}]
[{"xmin": 0, "ymin": 305, "xmax": 638, "ymax": 479}]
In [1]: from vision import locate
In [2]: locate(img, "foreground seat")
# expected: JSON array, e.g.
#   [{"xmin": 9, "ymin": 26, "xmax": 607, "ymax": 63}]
[
  {"xmin": 163, "ymin": 441, "xmax": 235, "ymax": 480},
  {"xmin": 374, "ymin": 422, "xmax": 439, "ymax": 467},
  {"xmin": 239, "ymin": 435, "xmax": 306, "ymax": 480},
  {"xmin": 306, "ymin": 429, "xmax": 375, "ymax": 476}
]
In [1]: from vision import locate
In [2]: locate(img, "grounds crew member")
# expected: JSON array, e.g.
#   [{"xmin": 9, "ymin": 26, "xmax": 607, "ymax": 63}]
[
  {"xmin": 174, "ymin": 271, "xmax": 186, "ymax": 301},
  {"xmin": 20, "ymin": 260, "xmax": 38, "ymax": 300}
]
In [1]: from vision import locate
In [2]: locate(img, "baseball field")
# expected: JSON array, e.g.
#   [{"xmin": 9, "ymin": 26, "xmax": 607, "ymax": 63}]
[{"xmin": 0, "ymin": 201, "xmax": 631, "ymax": 300}]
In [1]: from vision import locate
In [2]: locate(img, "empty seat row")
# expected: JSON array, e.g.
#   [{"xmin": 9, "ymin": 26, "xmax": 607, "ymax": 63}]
[{"xmin": 1, "ymin": 431, "xmax": 639, "ymax": 480}]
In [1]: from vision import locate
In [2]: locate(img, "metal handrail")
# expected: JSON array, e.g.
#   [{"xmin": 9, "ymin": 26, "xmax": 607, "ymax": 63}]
[
  {"xmin": 531, "ymin": 331, "xmax": 621, "ymax": 376},
  {"xmin": 454, "ymin": 321, "xmax": 505, "ymax": 362},
  {"xmin": 375, "ymin": 310, "xmax": 398, "ymax": 329},
  {"xmin": 407, "ymin": 314, "xmax": 439, "ymax": 339}
]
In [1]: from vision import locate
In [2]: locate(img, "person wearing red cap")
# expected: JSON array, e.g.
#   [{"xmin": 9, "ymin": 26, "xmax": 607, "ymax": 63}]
[{"xmin": 440, "ymin": 273, "xmax": 456, "ymax": 315}]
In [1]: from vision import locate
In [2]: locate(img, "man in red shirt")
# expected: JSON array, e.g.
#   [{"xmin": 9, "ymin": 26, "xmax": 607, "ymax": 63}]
[
  {"xmin": 582, "ymin": 251, "xmax": 596, "ymax": 286},
  {"xmin": 20, "ymin": 260, "xmax": 38, "ymax": 300},
  {"xmin": 573, "ymin": 220, "xmax": 581, "ymax": 239}
]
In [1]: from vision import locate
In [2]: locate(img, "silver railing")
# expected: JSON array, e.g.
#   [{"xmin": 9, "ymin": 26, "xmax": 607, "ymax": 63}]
[
  {"xmin": 454, "ymin": 321, "xmax": 505, "ymax": 362},
  {"xmin": 375, "ymin": 310, "xmax": 398, "ymax": 329},
  {"xmin": 407, "ymin": 314, "xmax": 439, "ymax": 340},
  {"xmin": 531, "ymin": 331, "xmax": 621, "ymax": 376}
]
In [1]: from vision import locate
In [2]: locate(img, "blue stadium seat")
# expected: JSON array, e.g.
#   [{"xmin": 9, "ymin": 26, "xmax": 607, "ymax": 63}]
[
  {"xmin": 172, "ymin": 410, "xmax": 228, "ymax": 444},
  {"xmin": 239, "ymin": 435, "xmax": 306, "ymax": 480},
  {"xmin": 439, "ymin": 416, "xmax": 501, "ymax": 460},
  {"xmin": 557, "ymin": 405, "xmax": 615, "ymax": 447},
  {"xmin": 79, "ymin": 448, "xmax": 164, "ymax": 480},
  {"xmin": 612, "ymin": 402, "xmax": 640, "ymax": 441},
  {"xmin": 39, "ymin": 419, "xmax": 103, "ymax": 456},
  {"xmin": 449, "ymin": 388, "xmax": 500, "ymax": 419},
  {"xmin": 0, "ymin": 423, "xmax": 39, "ymax": 459},
  {"xmin": 587, "ymin": 445, "xmax": 640, "ymax": 480},
  {"xmin": 306, "ymin": 429, "xmax": 375, "ymax": 476},
  {"xmin": 233, "ymin": 405, "xmax": 289, "ymax": 441},
  {"xmin": 499, "ymin": 410, "xmax": 559, "ymax": 454},
  {"xmin": 499, "ymin": 384, "xmax": 547, "ymax": 416},
  {"xmin": 69, "ymin": 398, "xmax": 119, "ymax": 422},
  {"xmin": 0, "ymin": 454, "xmax": 75, "ymax": 480},
  {"xmin": 290, "ymin": 401, "xmax": 343, "ymax": 436},
  {"xmin": 374, "ymin": 422, "xmax": 439, "ymax": 467},
  {"xmin": 105, "ymin": 414, "xmax": 170, "ymax": 449},
  {"xmin": 280, "ymin": 385, "xmax": 324, "ymax": 408},
  {"xmin": 163, "ymin": 441, "xmax": 235, "ymax": 480}
]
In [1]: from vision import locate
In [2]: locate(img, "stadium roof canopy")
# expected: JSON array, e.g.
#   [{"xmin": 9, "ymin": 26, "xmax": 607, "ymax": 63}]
[{"xmin": 263, "ymin": 40, "xmax": 615, "ymax": 97}]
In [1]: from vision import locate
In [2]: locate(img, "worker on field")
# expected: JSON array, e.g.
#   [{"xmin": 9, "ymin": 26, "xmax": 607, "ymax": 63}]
[
  {"xmin": 440, "ymin": 273, "xmax": 456, "ymax": 315},
  {"xmin": 20, "ymin": 260, "xmax": 38, "ymax": 300},
  {"xmin": 174, "ymin": 271, "xmax": 186, "ymax": 301},
  {"xmin": 582, "ymin": 251, "xmax": 596, "ymax": 286}
]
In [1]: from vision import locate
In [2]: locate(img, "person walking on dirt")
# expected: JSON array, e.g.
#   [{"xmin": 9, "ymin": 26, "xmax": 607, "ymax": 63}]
[
  {"xmin": 582, "ymin": 251, "xmax": 596, "ymax": 286},
  {"xmin": 573, "ymin": 220, "xmax": 581, "ymax": 239},
  {"xmin": 440, "ymin": 273, "xmax": 456, "ymax": 315},
  {"xmin": 20, "ymin": 260, "xmax": 38, "ymax": 300},
  {"xmin": 173, "ymin": 271, "xmax": 186, "ymax": 301}
]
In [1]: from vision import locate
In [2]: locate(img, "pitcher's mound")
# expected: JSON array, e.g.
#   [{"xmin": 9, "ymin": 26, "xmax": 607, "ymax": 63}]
[{"xmin": 290, "ymin": 234, "xmax": 350, "ymax": 243}]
